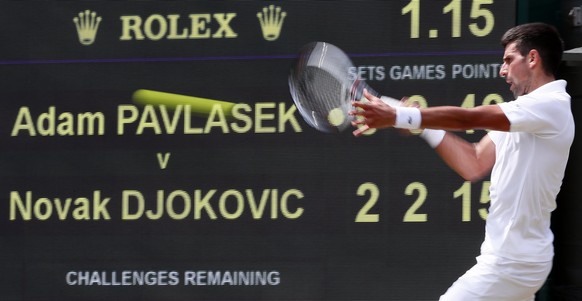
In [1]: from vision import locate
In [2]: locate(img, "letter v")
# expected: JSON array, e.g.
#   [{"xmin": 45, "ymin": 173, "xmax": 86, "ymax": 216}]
[{"xmin": 157, "ymin": 152, "xmax": 171, "ymax": 169}]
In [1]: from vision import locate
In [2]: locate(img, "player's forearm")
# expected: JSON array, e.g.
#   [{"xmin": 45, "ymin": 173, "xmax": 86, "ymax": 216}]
[
  {"xmin": 434, "ymin": 133, "xmax": 493, "ymax": 182},
  {"xmin": 419, "ymin": 107, "xmax": 478, "ymax": 131},
  {"xmin": 419, "ymin": 105, "xmax": 509, "ymax": 132}
]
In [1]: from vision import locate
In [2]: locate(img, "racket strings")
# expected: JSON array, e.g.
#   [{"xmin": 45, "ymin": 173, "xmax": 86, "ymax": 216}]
[
  {"xmin": 293, "ymin": 67, "xmax": 351, "ymax": 132},
  {"xmin": 289, "ymin": 42, "xmax": 360, "ymax": 133}
]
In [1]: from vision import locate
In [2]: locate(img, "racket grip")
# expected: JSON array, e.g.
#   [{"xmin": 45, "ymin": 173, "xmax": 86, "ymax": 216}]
[{"xmin": 380, "ymin": 96, "xmax": 401, "ymax": 107}]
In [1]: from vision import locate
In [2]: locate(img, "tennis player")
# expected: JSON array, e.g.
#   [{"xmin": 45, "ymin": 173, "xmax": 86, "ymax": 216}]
[{"xmin": 351, "ymin": 23, "xmax": 574, "ymax": 300}]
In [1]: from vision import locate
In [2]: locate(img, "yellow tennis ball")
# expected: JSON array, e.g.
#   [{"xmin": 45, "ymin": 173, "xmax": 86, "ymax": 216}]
[{"xmin": 327, "ymin": 108, "xmax": 345, "ymax": 126}]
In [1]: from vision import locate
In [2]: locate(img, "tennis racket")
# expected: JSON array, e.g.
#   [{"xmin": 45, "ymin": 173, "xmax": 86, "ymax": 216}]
[{"xmin": 289, "ymin": 42, "xmax": 400, "ymax": 133}]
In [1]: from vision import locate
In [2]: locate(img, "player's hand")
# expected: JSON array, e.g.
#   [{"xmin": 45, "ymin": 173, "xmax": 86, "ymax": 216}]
[{"xmin": 350, "ymin": 89, "xmax": 397, "ymax": 136}]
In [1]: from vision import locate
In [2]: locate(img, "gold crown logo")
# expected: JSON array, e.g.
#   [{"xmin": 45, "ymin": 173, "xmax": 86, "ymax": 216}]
[
  {"xmin": 257, "ymin": 5, "xmax": 287, "ymax": 41},
  {"xmin": 73, "ymin": 10, "xmax": 102, "ymax": 46}
]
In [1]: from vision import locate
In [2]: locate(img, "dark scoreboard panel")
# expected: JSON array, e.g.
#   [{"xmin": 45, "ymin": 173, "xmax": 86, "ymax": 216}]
[{"xmin": 0, "ymin": 1, "xmax": 515, "ymax": 300}]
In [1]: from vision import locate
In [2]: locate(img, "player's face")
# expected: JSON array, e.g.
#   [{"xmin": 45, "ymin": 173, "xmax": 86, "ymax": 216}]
[{"xmin": 499, "ymin": 42, "xmax": 533, "ymax": 98}]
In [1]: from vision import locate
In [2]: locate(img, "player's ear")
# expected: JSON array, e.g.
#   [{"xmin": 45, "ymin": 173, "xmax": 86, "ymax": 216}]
[{"xmin": 528, "ymin": 49, "xmax": 540, "ymax": 67}]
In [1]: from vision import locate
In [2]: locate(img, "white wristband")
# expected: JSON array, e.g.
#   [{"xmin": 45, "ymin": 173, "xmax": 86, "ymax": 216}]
[
  {"xmin": 419, "ymin": 129, "xmax": 446, "ymax": 148},
  {"xmin": 394, "ymin": 107, "xmax": 421, "ymax": 129}
]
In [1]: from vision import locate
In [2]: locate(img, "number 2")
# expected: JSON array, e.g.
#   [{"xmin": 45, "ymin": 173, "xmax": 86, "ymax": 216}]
[
  {"xmin": 403, "ymin": 182, "xmax": 428, "ymax": 222},
  {"xmin": 355, "ymin": 182, "xmax": 380, "ymax": 222}
]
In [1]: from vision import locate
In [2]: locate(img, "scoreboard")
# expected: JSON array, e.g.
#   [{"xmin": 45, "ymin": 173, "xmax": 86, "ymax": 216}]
[{"xmin": 0, "ymin": 1, "xmax": 516, "ymax": 300}]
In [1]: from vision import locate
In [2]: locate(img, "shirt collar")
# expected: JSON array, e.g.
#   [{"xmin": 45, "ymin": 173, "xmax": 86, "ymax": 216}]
[{"xmin": 526, "ymin": 79, "xmax": 567, "ymax": 97}]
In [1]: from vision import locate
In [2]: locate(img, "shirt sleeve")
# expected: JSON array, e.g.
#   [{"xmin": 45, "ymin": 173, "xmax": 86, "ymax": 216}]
[{"xmin": 497, "ymin": 95, "xmax": 568, "ymax": 135}]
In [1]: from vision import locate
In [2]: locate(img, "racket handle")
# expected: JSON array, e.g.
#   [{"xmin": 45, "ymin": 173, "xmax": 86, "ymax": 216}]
[{"xmin": 380, "ymin": 96, "xmax": 401, "ymax": 107}]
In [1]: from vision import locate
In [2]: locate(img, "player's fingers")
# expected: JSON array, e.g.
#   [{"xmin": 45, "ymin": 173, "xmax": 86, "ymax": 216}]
[
  {"xmin": 352, "ymin": 124, "xmax": 370, "ymax": 137},
  {"xmin": 363, "ymin": 89, "xmax": 381, "ymax": 103},
  {"xmin": 349, "ymin": 104, "xmax": 370, "ymax": 119},
  {"xmin": 351, "ymin": 100, "xmax": 369, "ymax": 109},
  {"xmin": 351, "ymin": 117, "xmax": 367, "ymax": 126}
]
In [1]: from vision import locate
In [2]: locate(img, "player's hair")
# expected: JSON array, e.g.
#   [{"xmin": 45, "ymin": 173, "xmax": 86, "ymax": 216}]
[{"xmin": 501, "ymin": 23, "xmax": 564, "ymax": 76}]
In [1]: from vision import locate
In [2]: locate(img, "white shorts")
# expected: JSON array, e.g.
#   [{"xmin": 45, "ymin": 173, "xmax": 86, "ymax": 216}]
[{"xmin": 439, "ymin": 254, "xmax": 552, "ymax": 301}]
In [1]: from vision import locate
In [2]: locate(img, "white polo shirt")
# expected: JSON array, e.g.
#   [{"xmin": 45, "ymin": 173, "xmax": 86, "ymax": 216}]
[{"xmin": 483, "ymin": 80, "xmax": 574, "ymax": 262}]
